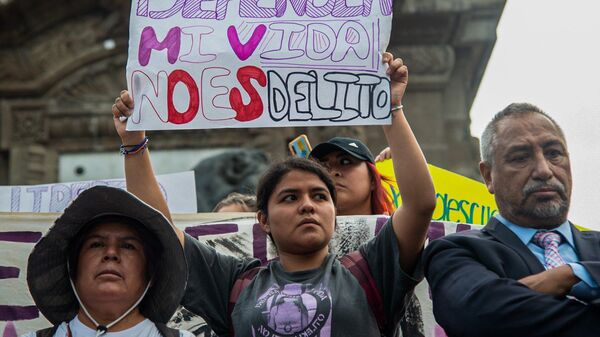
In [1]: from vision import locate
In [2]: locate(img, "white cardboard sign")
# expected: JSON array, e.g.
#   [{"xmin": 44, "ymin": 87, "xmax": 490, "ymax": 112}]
[
  {"xmin": 126, "ymin": 0, "xmax": 394, "ymax": 130},
  {"xmin": 0, "ymin": 171, "xmax": 197, "ymax": 214}
]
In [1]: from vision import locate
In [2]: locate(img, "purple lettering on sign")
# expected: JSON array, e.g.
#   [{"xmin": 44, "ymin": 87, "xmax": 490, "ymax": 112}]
[
  {"xmin": 0, "ymin": 305, "xmax": 39, "ymax": 321},
  {"xmin": 456, "ymin": 223, "xmax": 472, "ymax": 233},
  {"xmin": 260, "ymin": 23, "xmax": 305, "ymax": 60},
  {"xmin": 185, "ymin": 223, "xmax": 239, "ymax": 237},
  {"xmin": 49, "ymin": 184, "xmax": 72, "ymax": 213},
  {"xmin": 239, "ymin": 0, "xmax": 286, "ymax": 18},
  {"xmin": 183, "ymin": 0, "xmax": 228, "ymax": 19},
  {"xmin": 428, "ymin": 222, "xmax": 446, "ymax": 241},
  {"xmin": 10, "ymin": 187, "xmax": 20, "ymax": 212},
  {"xmin": 139, "ymin": 26, "xmax": 182, "ymax": 66},
  {"xmin": 215, "ymin": 0, "xmax": 230, "ymax": 20},
  {"xmin": 0, "ymin": 232, "xmax": 42, "ymax": 243},
  {"xmin": 180, "ymin": 26, "xmax": 217, "ymax": 63},
  {"xmin": 306, "ymin": 23, "xmax": 336, "ymax": 60},
  {"xmin": 306, "ymin": 0, "xmax": 335, "ymax": 17},
  {"xmin": 136, "ymin": 0, "xmax": 149, "ymax": 16},
  {"xmin": 151, "ymin": 0, "xmax": 185, "ymax": 19},
  {"xmin": 137, "ymin": 0, "xmax": 231, "ymax": 19},
  {"xmin": 25, "ymin": 186, "xmax": 47, "ymax": 213},
  {"xmin": 434, "ymin": 324, "xmax": 449, "ymax": 337},
  {"xmin": 332, "ymin": 21, "xmax": 369, "ymax": 62},
  {"xmin": 0, "ymin": 267, "xmax": 19, "ymax": 280},
  {"xmin": 288, "ymin": 0, "xmax": 307, "ymax": 16},
  {"xmin": 379, "ymin": 0, "xmax": 393, "ymax": 16},
  {"xmin": 228, "ymin": 24, "xmax": 267, "ymax": 61},
  {"xmin": 2, "ymin": 321, "xmax": 17, "ymax": 337},
  {"xmin": 332, "ymin": 0, "xmax": 366, "ymax": 17},
  {"xmin": 69, "ymin": 182, "xmax": 91, "ymax": 199},
  {"xmin": 375, "ymin": 216, "xmax": 388, "ymax": 235},
  {"xmin": 253, "ymin": 223, "xmax": 267, "ymax": 264}
]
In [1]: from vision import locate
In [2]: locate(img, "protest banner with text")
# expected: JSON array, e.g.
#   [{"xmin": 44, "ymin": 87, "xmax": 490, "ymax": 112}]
[
  {"xmin": 0, "ymin": 171, "xmax": 197, "ymax": 214},
  {"xmin": 376, "ymin": 160, "xmax": 499, "ymax": 225},
  {"xmin": 0, "ymin": 213, "xmax": 469, "ymax": 337}
]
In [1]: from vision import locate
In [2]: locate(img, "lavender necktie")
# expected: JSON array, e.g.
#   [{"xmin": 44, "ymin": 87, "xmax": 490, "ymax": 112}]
[{"xmin": 533, "ymin": 231, "xmax": 566, "ymax": 269}]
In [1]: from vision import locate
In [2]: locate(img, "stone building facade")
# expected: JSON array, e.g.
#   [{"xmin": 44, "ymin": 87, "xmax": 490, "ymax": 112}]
[{"xmin": 0, "ymin": 0, "xmax": 505, "ymax": 186}]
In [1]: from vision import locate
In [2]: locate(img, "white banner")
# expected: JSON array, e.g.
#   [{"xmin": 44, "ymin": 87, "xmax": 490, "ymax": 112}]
[
  {"xmin": 0, "ymin": 171, "xmax": 197, "ymax": 214},
  {"xmin": 0, "ymin": 212, "xmax": 477, "ymax": 337},
  {"xmin": 126, "ymin": 0, "xmax": 394, "ymax": 130}
]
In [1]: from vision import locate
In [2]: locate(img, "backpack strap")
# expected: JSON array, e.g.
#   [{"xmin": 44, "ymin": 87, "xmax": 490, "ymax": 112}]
[
  {"xmin": 228, "ymin": 266, "xmax": 264, "ymax": 337},
  {"xmin": 154, "ymin": 322, "xmax": 181, "ymax": 337},
  {"xmin": 35, "ymin": 325, "xmax": 59, "ymax": 337},
  {"xmin": 339, "ymin": 250, "xmax": 387, "ymax": 333}
]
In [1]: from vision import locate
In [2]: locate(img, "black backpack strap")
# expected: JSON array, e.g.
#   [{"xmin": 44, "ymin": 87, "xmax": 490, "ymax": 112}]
[
  {"xmin": 339, "ymin": 250, "xmax": 387, "ymax": 333},
  {"xmin": 228, "ymin": 266, "xmax": 263, "ymax": 337},
  {"xmin": 154, "ymin": 322, "xmax": 181, "ymax": 337},
  {"xmin": 36, "ymin": 325, "xmax": 60, "ymax": 337}
]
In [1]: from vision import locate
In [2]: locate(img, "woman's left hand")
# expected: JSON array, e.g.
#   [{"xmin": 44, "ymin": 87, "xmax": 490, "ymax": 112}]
[{"xmin": 382, "ymin": 52, "xmax": 408, "ymax": 107}]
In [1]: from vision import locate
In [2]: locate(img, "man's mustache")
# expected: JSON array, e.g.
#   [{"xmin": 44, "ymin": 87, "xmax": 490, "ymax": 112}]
[{"xmin": 523, "ymin": 181, "xmax": 567, "ymax": 200}]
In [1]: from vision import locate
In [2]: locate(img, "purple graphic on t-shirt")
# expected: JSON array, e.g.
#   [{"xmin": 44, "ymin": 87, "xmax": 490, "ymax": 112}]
[{"xmin": 253, "ymin": 283, "xmax": 332, "ymax": 337}]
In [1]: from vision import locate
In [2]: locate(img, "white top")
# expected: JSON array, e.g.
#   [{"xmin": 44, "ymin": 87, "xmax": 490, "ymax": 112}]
[{"xmin": 21, "ymin": 316, "xmax": 194, "ymax": 337}]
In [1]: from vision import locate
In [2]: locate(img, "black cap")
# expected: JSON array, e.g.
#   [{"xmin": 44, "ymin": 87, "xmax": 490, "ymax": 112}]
[{"xmin": 310, "ymin": 137, "xmax": 375, "ymax": 164}]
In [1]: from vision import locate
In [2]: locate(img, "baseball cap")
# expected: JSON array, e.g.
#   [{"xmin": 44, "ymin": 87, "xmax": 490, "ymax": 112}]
[{"xmin": 309, "ymin": 137, "xmax": 375, "ymax": 164}]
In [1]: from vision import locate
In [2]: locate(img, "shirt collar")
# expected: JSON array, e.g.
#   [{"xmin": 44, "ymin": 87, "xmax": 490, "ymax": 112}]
[{"xmin": 494, "ymin": 214, "xmax": 574, "ymax": 247}]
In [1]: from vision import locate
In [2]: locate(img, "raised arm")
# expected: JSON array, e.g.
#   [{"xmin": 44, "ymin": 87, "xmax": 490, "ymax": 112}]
[
  {"xmin": 381, "ymin": 52, "xmax": 436, "ymax": 273},
  {"xmin": 112, "ymin": 90, "xmax": 184, "ymax": 244}
]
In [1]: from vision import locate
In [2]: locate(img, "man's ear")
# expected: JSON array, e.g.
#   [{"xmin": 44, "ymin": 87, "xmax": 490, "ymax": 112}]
[
  {"xmin": 257, "ymin": 210, "xmax": 270, "ymax": 233},
  {"xmin": 479, "ymin": 161, "xmax": 495, "ymax": 194}
]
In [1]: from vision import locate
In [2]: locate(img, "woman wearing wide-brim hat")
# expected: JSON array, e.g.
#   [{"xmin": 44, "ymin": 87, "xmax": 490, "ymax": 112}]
[{"xmin": 22, "ymin": 186, "xmax": 192, "ymax": 337}]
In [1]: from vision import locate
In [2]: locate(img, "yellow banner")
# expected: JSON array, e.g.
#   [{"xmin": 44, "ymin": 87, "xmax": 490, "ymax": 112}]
[{"xmin": 376, "ymin": 160, "xmax": 498, "ymax": 225}]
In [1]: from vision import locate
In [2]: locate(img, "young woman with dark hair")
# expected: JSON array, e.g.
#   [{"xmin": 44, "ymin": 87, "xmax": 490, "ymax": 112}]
[
  {"xmin": 111, "ymin": 52, "xmax": 436, "ymax": 336},
  {"xmin": 309, "ymin": 137, "xmax": 395, "ymax": 216},
  {"xmin": 308, "ymin": 110, "xmax": 426, "ymax": 337}
]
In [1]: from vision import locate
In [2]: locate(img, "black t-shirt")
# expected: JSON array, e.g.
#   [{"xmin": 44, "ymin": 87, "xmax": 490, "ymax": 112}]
[{"xmin": 181, "ymin": 218, "xmax": 422, "ymax": 336}]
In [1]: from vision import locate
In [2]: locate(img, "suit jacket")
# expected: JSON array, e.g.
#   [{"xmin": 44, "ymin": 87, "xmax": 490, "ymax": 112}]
[{"xmin": 423, "ymin": 217, "xmax": 600, "ymax": 337}]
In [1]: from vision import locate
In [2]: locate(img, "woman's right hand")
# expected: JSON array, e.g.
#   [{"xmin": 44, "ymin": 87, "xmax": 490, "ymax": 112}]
[
  {"xmin": 375, "ymin": 147, "xmax": 392, "ymax": 162},
  {"xmin": 111, "ymin": 90, "xmax": 145, "ymax": 144}
]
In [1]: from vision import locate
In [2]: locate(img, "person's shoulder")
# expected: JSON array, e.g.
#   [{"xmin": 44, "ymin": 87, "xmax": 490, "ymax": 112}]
[
  {"xmin": 447, "ymin": 228, "xmax": 487, "ymax": 238},
  {"xmin": 572, "ymin": 223, "xmax": 600, "ymax": 235},
  {"xmin": 424, "ymin": 228, "xmax": 494, "ymax": 256},
  {"xmin": 432, "ymin": 228, "xmax": 489, "ymax": 243}
]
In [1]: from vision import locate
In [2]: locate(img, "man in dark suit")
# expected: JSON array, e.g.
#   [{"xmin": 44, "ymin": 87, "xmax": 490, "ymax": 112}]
[{"xmin": 424, "ymin": 103, "xmax": 600, "ymax": 337}]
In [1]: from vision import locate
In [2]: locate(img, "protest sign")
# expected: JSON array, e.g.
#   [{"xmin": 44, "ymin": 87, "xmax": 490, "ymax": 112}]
[
  {"xmin": 0, "ymin": 171, "xmax": 197, "ymax": 213},
  {"xmin": 126, "ymin": 0, "xmax": 394, "ymax": 130},
  {"xmin": 376, "ymin": 160, "xmax": 498, "ymax": 225},
  {"xmin": 0, "ymin": 212, "xmax": 473, "ymax": 337}
]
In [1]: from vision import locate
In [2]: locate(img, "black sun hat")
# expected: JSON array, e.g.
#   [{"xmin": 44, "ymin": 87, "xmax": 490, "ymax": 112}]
[
  {"xmin": 310, "ymin": 137, "xmax": 375, "ymax": 164},
  {"xmin": 26, "ymin": 186, "xmax": 186, "ymax": 325}
]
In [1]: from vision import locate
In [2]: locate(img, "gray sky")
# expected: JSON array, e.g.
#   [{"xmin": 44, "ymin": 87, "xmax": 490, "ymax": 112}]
[{"xmin": 470, "ymin": 0, "xmax": 600, "ymax": 230}]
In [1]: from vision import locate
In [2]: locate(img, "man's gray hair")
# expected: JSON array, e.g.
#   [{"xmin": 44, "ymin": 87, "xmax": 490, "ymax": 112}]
[{"xmin": 480, "ymin": 103, "xmax": 565, "ymax": 164}]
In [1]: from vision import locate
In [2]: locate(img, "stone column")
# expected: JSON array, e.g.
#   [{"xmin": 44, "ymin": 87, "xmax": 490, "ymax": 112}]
[{"xmin": 1, "ymin": 100, "xmax": 58, "ymax": 184}]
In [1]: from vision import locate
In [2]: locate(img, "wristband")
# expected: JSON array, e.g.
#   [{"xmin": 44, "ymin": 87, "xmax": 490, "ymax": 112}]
[
  {"xmin": 120, "ymin": 137, "xmax": 149, "ymax": 156},
  {"xmin": 391, "ymin": 104, "xmax": 404, "ymax": 112}
]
